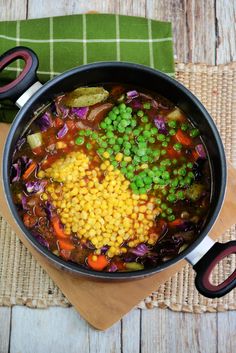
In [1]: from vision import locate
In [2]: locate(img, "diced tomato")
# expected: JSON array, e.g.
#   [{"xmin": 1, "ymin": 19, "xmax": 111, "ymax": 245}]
[
  {"xmin": 41, "ymin": 155, "xmax": 59, "ymax": 170},
  {"xmin": 54, "ymin": 117, "xmax": 64, "ymax": 128},
  {"xmin": 167, "ymin": 146, "xmax": 180, "ymax": 158},
  {"xmin": 114, "ymin": 261, "xmax": 125, "ymax": 270},
  {"xmin": 175, "ymin": 129, "xmax": 192, "ymax": 146},
  {"xmin": 51, "ymin": 216, "xmax": 68, "ymax": 239},
  {"xmin": 192, "ymin": 150, "xmax": 199, "ymax": 161},
  {"xmin": 23, "ymin": 213, "xmax": 37, "ymax": 228},
  {"xmin": 32, "ymin": 146, "xmax": 43, "ymax": 156},
  {"xmin": 66, "ymin": 120, "xmax": 76, "ymax": 130}
]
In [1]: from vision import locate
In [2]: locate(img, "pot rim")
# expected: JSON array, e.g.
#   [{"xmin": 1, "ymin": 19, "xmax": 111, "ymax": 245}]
[{"xmin": 2, "ymin": 61, "xmax": 227, "ymax": 279}]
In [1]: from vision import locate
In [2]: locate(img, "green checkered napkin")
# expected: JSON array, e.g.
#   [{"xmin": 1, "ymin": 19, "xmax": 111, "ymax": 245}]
[{"xmin": 0, "ymin": 14, "xmax": 174, "ymax": 122}]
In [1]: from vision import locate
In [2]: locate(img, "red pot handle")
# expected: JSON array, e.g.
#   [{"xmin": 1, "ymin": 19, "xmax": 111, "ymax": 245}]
[
  {"xmin": 193, "ymin": 241, "xmax": 236, "ymax": 298},
  {"xmin": 0, "ymin": 46, "xmax": 39, "ymax": 102}
]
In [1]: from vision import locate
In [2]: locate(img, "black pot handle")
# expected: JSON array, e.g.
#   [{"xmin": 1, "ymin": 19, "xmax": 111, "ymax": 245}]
[
  {"xmin": 193, "ymin": 241, "xmax": 236, "ymax": 298},
  {"xmin": 0, "ymin": 46, "xmax": 39, "ymax": 102}
]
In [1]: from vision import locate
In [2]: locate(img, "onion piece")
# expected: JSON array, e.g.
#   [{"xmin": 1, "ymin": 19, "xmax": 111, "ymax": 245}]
[{"xmin": 195, "ymin": 144, "xmax": 206, "ymax": 159}]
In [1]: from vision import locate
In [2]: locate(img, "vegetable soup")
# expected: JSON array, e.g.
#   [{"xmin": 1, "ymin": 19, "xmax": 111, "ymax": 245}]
[{"xmin": 10, "ymin": 85, "xmax": 211, "ymax": 272}]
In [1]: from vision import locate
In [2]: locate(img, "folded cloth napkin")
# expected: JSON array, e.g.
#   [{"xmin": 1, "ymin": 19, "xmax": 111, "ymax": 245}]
[{"xmin": 0, "ymin": 14, "xmax": 174, "ymax": 122}]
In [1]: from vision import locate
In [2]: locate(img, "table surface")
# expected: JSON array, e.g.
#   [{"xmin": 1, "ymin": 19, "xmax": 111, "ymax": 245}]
[{"xmin": 0, "ymin": 0, "xmax": 236, "ymax": 352}]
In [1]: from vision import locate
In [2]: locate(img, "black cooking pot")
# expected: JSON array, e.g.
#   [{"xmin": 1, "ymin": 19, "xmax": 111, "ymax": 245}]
[{"xmin": 1, "ymin": 46, "xmax": 236, "ymax": 298}]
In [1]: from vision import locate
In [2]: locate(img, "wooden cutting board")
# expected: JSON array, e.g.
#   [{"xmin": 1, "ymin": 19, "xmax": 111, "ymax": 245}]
[{"xmin": 1, "ymin": 122, "xmax": 236, "ymax": 330}]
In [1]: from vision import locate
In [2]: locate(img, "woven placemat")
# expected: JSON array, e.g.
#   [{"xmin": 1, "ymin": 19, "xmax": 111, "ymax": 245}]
[{"xmin": 0, "ymin": 62, "xmax": 236, "ymax": 312}]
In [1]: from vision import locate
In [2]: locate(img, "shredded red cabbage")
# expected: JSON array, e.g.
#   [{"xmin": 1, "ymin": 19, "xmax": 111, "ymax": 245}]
[
  {"xmin": 71, "ymin": 107, "xmax": 89, "ymax": 119},
  {"xmin": 25, "ymin": 181, "xmax": 46, "ymax": 194},
  {"xmin": 31, "ymin": 231, "xmax": 49, "ymax": 249},
  {"xmin": 21, "ymin": 195, "xmax": 29, "ymax": 210},
  {"xmin": 57, "ymin": 123, "xmax": 68, "ymax": 138},
  {"xmin": 127, "ymin": 90, "xmax": 139, "ymax": 99},
  {"xmin": 154, "ymin": 116, "xmax": 168, "ymax": 134},
  {"xmin": 108, "ymin": 263, "xmax": 118, "ymax": 272},
  {"xmin": 45, "ymin": 201, "xmax": 53, "ymax": 220},
  {"xmin": 10, "ymin": 156, "xmax": 32, "ymax": 183},
  {"xmin": 37, "ymin": 112, "xmax": 52, "ymax": 132},
  {"xmin": 129, "ymin": 243, "xmax": 149, "ymax": 256}
]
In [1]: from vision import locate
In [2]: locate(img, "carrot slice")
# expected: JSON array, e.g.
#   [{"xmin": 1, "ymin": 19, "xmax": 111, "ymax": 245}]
[
  {"xmin": 51, "ymin": 216, "xmax": 68, "ymax": 239},
  {"xmin": 87, "ymin": 254, "xmax": 109, "ymax": 271},
  {"xmin": 166, "ymin": 146, "xmax": 180, "ymax": 158},
  {"xmin": 58, "ymin": 240, "xmax": 75, "ymax": 251},
  {"xmin": 22, "ymin": 161, "xmax": 37, "ymax": 180},
  {"xmin": 175, "ymin": 129, "xmax": 192, "ymax": 146}
]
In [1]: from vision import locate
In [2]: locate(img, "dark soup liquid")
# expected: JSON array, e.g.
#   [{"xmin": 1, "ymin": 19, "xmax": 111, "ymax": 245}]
[{"xmin": 10, "ymin": 84, "xmax": 211, "ymax": 272}]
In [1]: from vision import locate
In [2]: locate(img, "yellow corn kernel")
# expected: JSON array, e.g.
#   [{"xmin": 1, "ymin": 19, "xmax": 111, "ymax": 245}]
[
  {"xmin": 103, "ymin": 151, "xmax": 110, "ymax": 159},
  {"xmin": 139, "ymin": 205, "xmax": 147, "ymax": 213},
  {"xmin": 37, "ymin": 170, "xmax": 45, "ymax": 178},
  {"xmin": 41, "ymin": 193, "xmax": 48, "ymax": 201},
  {"xmin": 115, "ymin": 153, "xmax": 123, "ymax": 162}
]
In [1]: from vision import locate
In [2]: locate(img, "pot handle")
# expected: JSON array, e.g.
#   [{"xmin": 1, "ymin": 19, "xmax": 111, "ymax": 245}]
[
  {"xmin": 0, "ymin": 46, "xmax": 39, "ymax": 103},
  {"xmin": 192, "ymin": 240, "xmax": 236, "ymax": 298}
]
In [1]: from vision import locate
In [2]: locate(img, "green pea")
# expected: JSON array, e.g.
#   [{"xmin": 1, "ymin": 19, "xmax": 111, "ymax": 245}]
[
  {"xmin": 161, "ymin": 212, "xmax": 167, "ymax": 218},
  {"xmin": 125, "ymin": 127, "xmax": 132, "ymax": 134},
  {"xmin": 104, "ymin": 117, "xmax": 112, "ymax": 125},
  {"xmin": 168, "ymin": 215, "xmax": 176, "ymax": 221},
  {"xmin": 117, "ymin": 137, "xmax": 123, "ymax": 145},
  {"xmin": 111, "ymin": 160, "xmax": 119, "ymax": 168},
  {"xmin": 162, "ymin": 141, "xmax": 168, "ymax": 147},
  {"xmin": 133, "ymin": 156, "xmax": 141, "ymax": 164},
  {"xmin": 83, "ymin": 129, "xmax": 91, "ymax": 137},
  {"xmin": 130, "ymin": 182, "xmax": 137, "ymax": 191},
  {"xmin": 121, "ymin": 112, "xmax": 131, "ymax": 120},
  {"xmin": 99, "ymin": 141, "xmax": 107, "ymax": 149},
  {"xmin": 119, "ymin": 103, "xmax": 126, "ymax": 111},
  {"xmin": 120, "ymin": 161, "xmax": 127, "ymax": 167},
  {"xmin": 178, "ymin": 168, "xmax": 187, "ymax": 176},
  {"xmin": 162, "ymin": 171, "xmax": 170, "ymax": 180},
  {"xmin": 168, "ymin": 120, "xmax": 177, "ymax": 128},
  {"xmin": 113, "ymin": 145, "xmax": 120, "ymax": 152},
  {"xmin": 127, "ymin": 165, "xmax": 135, "ymax": 172},
  {"xmin": 109, "ymin": 138, "xmax": 116, "ymax": 145},
  {"xmin": 149, "ymin": 137, "xmax": 155, "ymax": 144},
  {"xmin": 112, "ymin": 107, "xmax": 119, "ymax": 115},
  {"xmin": 137, "ymin": 149, "xmax": 146, "ymax": 157},
  {"xmin": 151, "ymin": 127, "xmax": 158, "ymax": 135},
  {"xmin": 177, "ymin": 191, "xmax": 185, "ymax": 200},
  {"xmin": 161, "ymin": 149, "xmax": 167, "ymax": 155},
  {"xmin": 139, "ymin": 187, "xmax": 147, "ymax": 194},
  {"xmin": 133, "ymin": 129, "xmax": 140, "ymax": 136},
  {"xmin": 167, "ymin": 208, "xmax": 173, "ymax": 215},
  {"xmin": 117, "ymin": 125, "xmax": 125, "ymax": 133},
  {"xmin": 172, "ymin": 159, "xmax": 178, "ymax": 165},
  {"xmin": 97, "ymin": 147, "xmax": 105, "ymax": 155},
  {"xmin": 190, "ymin": 128, "xmax": 200, "ymax": 137},
  {"xmin": 161, "ymin": 203, "xmax": 167, "ymax": 210},
  {"xmin": 173, "ymin": 143, "xmax": 182, "ymax": 151},
  {"xmin": 144, "ymin": 176, "xmax": 152, "ymax": 185},
  {"xmin": 169, "ymin": 129, "xmax": 176, "ymax": 136},
  {"xmin": 162, "ymin": 188, "xmax": 168, "ymax": 195},
  {"xmin": 75, "ymin": 137, "xmax": 84, "ymax": 145},
  {"xmin": 143, "ymin": 102, "xmax": 151, "ymax": 109},
  {"xmin": 124, "ymin": 149, "xmax": 131, "ymax": 156},
  {"xmin": 137, "ymin": 110, "xmax": 144, "ymax": 117},
  {"xmin": 167, "ymin": 194, "xmax": 177, "ymax": 202},
  {"xmin": 106, "ymin": 131, "xmax": 114, "ymax": 138},
  {"xmin": 137, "ymin": 136, "xmax": 145, "ymax": 142},
  {"xmin": 126, "ymin": 172, "xmax": 134, "ymax": 180},
  {"xmin": 86, "ymin": 143, "xmax": 92, "ymax": 150},
  {"xmin": 136, "ymin": 179, "xmax": 144, "ymax": 188},
  {"xmin": 152, "ymin": 149, "xmax": 160, "ymax": 158},
  {"xmin": 144, "ymin": 123, "xmax": 152, "ymax": 130},
  {"xmin": 107, "ymin": 148, "xmax": 113, "ymax": 155},
  {"xmin": 155, "ymin": 198, "xmax": 162, "ymax": 205},
  {"xmin": 188, "ymin": 171, "xmax": 195, "ymax": 178},
  {"xmin": 100, "ymin": 122, "xmax": 107, "ymax": 129},
  {"xmin": 106, "ymin": 125, "xmax": 114, "ymax": 131},
  {"xmin": 143, "ymin": 131, "xmax": 151, "ymax": 139},
  {"xmin": 181, "ymin": 123, "xmax": 189, "ymax": 131},
  {"xmin": 141, "ymin": 155, "xmax": 149, "ymax": 163},
  {"xmin": 141, "ymin": 116, "xmax": 149, "ymax": 123},
  {"xmin": 126, "ymin": 107, "xmax": 132, "ymax": 114},
  {"xmin": 79, "ymin": 130, "xmax": 85, "ymax": 136},
  {"xmin": 121, "ymin": 167, "xmax": 127, "ymax": 174},
  {"xmin": 131, "ymin": 119, "xmax": 137, "ymax": 128},
  {"xmin": 184, "ymin": 176, "xmax": 192, "ymax": 185},
  {"xmin": 157, "ymin": 134, "xmax": 165, "ymax": 142},
  {"xmin": 187, "ymin": 162, "xmax": 193, "ymax": 169},
  {"xmin": 119, "ymin": 119, "xmax": 128, "ymax": 128},
  {"xmin": 171, "ymin": 179, "xmax": 179, "ymax": 188}
]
